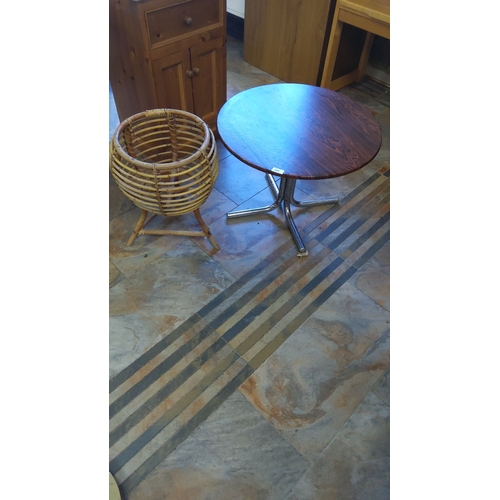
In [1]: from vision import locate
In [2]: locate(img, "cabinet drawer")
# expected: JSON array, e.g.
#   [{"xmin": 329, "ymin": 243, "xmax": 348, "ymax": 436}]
[{"xmin": 146, "ymin": 0, "xmax": 221, "ymax": 49}]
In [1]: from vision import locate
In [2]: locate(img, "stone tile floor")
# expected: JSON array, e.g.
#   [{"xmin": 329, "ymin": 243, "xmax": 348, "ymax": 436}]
[{"xmin": 110, "ymin": 36, "xmax": 390, "ymax": 499}]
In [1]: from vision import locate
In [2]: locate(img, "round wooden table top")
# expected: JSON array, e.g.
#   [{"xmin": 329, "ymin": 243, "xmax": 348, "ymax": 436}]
[{"xmin": 217, "ymin": 83, "xmax": 382, "ymax": 180}]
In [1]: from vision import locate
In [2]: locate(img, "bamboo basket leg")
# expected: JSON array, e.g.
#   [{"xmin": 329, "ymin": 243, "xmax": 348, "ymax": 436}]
[
  {"xmin": 193, "ymin": 208, "xmax": 220, "ymax": 251},
  {"xmin": 127, "ymin": 209, "xmax": 148, "ymax": 246}
]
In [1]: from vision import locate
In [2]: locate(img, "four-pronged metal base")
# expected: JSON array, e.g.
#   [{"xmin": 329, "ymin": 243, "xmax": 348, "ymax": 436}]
[{"xmin": 227, "ymin": 174, "xmax": 339, "ymax": 255}]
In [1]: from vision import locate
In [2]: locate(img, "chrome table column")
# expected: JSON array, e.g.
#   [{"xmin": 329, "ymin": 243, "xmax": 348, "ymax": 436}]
[{"xmin": 227, "ymin": 174, "xmax": 340, "ymax": 255}]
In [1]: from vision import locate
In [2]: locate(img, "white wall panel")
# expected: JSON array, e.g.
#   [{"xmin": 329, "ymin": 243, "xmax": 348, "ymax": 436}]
[{"xmin": 227, "ymin": 0, "xmax": 245, "ymax": 18}]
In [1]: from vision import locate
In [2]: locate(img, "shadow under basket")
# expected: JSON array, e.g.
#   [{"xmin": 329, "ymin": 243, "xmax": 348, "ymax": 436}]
[{"xmin": 109, "ymin": 108, "xmax": 220, "ymax": 250}]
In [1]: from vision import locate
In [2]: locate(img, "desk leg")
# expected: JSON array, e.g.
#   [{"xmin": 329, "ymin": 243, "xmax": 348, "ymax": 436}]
[
  {"xmin": 228, "ymin": 175, "xmax": 340, "ymax": 255},
  {"xmin": 226, "ymin": 174, "xmax": 286, "ymax": 219},
  {"xmin": 289, "ymin": 185, "xmax": 339, "ymax": 207},
  {"xmin": 291, "ymin": 196, "xmax": 340, "ymax": 206},
  {"xmin": 265, "ymin": 175, "xmax": 313, "ymax": 252},
  {"xmin": 265, "ymin": 173, "xmax": 280, "ymax": 198},
  {"xmin": 282, "ymin": 179, "xmax": 307, "ymax": 254},
  {"xmin": 284, "ymin": 179, "xmax": 340, "ymax": 254},
  {"xmin": 268, "ymin": 174, "xmax": 340, "ymax": 207}
]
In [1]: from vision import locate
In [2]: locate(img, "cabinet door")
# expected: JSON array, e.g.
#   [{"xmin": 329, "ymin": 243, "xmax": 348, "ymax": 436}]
[
  {"xmin": 190, "ymin": 36, "xmax": 226, "ymax": 128},
  {"xmin": 152, "ymin": 50, "xmax": 195, "ymax": 113}
]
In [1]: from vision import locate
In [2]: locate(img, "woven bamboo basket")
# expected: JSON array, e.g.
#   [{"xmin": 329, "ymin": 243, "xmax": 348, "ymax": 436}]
[{"xmin": 110, "ymin": 108, "xmax": 219, "ymax": 250}]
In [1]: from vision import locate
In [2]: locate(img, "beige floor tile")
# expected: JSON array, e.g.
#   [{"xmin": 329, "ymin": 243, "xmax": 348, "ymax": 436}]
[
  {"xmin": 286, "ymin": 391, "xmax": 389, "ymax": 500},
  {"xmin": 109, "ymin": 240, "xmax": 235, "ymax": 378},
  {"xmin": 351, "ymin": 241, "xmax": 390, "ymax": 311},
  {"xmin": 239, "ymin": 281, "xmax": 390, "ymax": 461}
]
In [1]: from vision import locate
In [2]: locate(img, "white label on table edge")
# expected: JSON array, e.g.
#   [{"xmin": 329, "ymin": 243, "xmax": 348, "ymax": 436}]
[{"xmin": 271, "ymin": 167, "xmax": 285, "ymax": 174}]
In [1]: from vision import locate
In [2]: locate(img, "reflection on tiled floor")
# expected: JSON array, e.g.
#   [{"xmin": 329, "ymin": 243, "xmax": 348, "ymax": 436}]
[{"xmin": 110, "ymin": 36, "xmax": 389, "ymax": 499}]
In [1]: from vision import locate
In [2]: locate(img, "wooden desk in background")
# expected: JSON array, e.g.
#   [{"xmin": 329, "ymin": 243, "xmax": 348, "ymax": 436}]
[{"xmin": 320, "ymin": 0, "xmax": 390, "ymax": 90}]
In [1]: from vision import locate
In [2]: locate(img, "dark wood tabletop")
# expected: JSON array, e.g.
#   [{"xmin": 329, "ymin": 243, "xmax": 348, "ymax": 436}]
[{"xmin": 217, "ymin": 83, "xmax": 382, "ymax": 180}]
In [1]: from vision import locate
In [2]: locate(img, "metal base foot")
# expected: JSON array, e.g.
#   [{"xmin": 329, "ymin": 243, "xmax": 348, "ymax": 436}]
[{"xmin": 227, "ymin": 174, "xmax": 339, "ymax": 254}]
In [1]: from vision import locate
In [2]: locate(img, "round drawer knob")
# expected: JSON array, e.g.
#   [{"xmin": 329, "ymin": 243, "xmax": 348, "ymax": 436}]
[
  {"xmin": 184, "ymin": 16, "xmax": 193, "ymax": 26},
  {"xmin": 193, "ymin": 67, "xmax": 200, "ymax": 75},
  {"xmin": 186, "ymin": 70, "xmax": 194, "ymax": 78}
]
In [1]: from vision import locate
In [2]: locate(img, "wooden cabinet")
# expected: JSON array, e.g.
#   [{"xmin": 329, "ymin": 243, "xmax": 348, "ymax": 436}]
[
  {"xmin": 152, "ymin": 37, "xmax": 226, "ymax": 126},
  {"xmin": 109, "ymin": 0, "xmax": 227, "ymax": 131},
  {"xmin": 243, "ymin": 0, "xmax": 335, "ymax": 85}
]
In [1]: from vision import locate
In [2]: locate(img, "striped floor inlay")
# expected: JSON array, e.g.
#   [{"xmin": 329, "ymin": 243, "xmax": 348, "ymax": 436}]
[{"xmin": 109, "ymin": 166, "xmax": 390, "ymax": 497}]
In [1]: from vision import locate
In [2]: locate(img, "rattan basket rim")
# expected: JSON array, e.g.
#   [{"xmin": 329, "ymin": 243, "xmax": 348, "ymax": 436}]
[{"xmin": 110, "ymin": 108, "xmax": 212, "ymax": 171}]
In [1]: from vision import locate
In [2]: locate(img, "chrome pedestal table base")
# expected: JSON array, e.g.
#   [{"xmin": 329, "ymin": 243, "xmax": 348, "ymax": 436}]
[{"xmin": 227, "ymin": 173, "xmax": 339, "ymax": 256}]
